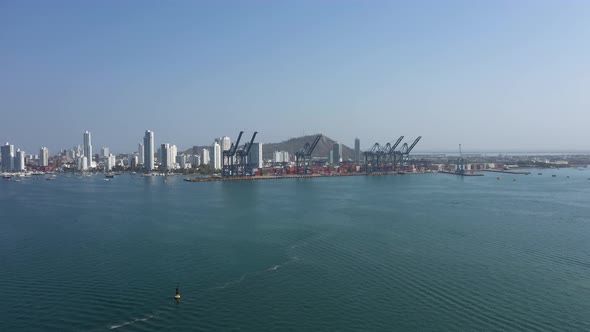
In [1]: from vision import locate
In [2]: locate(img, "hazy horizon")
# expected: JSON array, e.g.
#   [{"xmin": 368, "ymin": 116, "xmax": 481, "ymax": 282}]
[{"xmin": 1, "ymin": 1, "xmax": 589, "ymax": 154}]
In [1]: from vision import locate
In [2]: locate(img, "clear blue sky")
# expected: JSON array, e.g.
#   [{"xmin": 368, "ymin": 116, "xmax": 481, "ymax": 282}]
[{"xmin": 1, "ymin": 0, "xmax": 589, "ymax": 153}]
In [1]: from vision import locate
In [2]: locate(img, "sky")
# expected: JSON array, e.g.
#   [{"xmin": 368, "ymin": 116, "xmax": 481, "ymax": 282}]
[{"xmin": 1, "ymin": 0, "xmax": 589, "ymax": 154}]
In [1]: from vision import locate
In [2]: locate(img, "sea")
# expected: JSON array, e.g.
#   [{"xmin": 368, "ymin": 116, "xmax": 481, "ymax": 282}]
[{"xmin": 1, "ymin": 169, "xmax": 590, "ymax": 331}]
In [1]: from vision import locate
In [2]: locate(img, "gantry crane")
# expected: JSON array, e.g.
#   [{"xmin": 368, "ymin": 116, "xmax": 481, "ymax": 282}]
[{"xmin": 295, "ymin": 135, "xmax": 322, "ymax": 174}]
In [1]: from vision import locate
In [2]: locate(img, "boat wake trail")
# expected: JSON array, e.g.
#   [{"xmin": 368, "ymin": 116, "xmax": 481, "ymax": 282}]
[
  {"xmin": 110, "ymin": 314, "xmax": 155, "ymax": 329},
  {"xmin": 105, "ymin": 238, "xmax": 313, "ymax": 329}
]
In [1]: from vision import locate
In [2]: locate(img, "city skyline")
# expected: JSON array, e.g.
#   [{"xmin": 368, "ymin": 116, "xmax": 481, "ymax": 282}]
[{"xmin": 2, "ymin": 1, "xmax": 590, "ymax": 153}]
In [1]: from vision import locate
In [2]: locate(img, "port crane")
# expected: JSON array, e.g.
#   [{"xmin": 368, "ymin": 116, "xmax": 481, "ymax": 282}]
[
  {"xmin": 295, "ymin": 134, "xmax": 322, "ymax": 174},
  {"xmin": 457, "ymin": 144, "xmax": 465, "ymax": 175},
  {"xmin": 397, "ymin": 136, "xmax": 422, "ymax": 170},
  {"xmin": 235, "ymin": 132, "xmax": 258, "ymax": 176},
  {"xmin": 222, "ymin": 131, "xmax": 243, "ymax": 177}
]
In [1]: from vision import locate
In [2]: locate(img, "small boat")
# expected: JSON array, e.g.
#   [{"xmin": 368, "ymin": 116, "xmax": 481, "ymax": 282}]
[
  {"xmin": 552, "ymin": 175, "xmax": 557, "ymax": 177},
  {"xmin": 46, "ymin": 178, "xmax": 55, "ymax": 181},
  {"xmin": 174, "ymin": 286, "xmax": 181, "ymax": 300},
  {"xmin": 538, "ymin": 173, "xmax": 542, "ymax": 175},
  {"xmin": 497, "ymin": 177, "xmax": 500, "ymax": 180},
  {"xmin": 513, "ymin": 179, "xmax": 516, "ymax": 181},
  {"xmin": 105, "ymin": 173, "xmax": 115, "ymax": 178}
]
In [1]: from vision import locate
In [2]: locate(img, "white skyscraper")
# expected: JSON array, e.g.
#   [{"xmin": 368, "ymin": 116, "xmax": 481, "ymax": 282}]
[
  {"xmin": 1, "ymin": 143, "xmax": 14, "ymax": 172},
  {"xmin": 160, "ymin": 143, "xmax": 172, "ymax": 170},
  {"xmin": 143, "ymin": 130, "xmax": 155, "ymax": 171},
  {"xmin": 221, "ymin": 136, "xmax": 231, "ymax": 152},
  {"xmin": 40, "ymin": 147, "xmax": 49, "ymax": 167},
  {"xmin": 138, "ymin": 143, "xmax": 144, "ymax": 165},
  {"xmin": 83, "ymin": 131, "xmax": 93, "ymax": 168},
  {"xmin": 211, "ymin": 142, "xmax": 221, "ymax": 170},
  {"xmin": 201, "ymin": 148, "xmax": 210, "ymax": 165},
  {"xmin": 101, "ymin": 147, "xmax": 110, "ymax": 158},
  {"xmin": 248, "ymin": 143, "xmax": 263, "ymax": 168},
  {"xmin": 273, "ymin": 151, "xmax": 280, "ymax": 163},
  {"xmin": 176, "ymin": 154, "xmax": 188, "ymax": 169},
  {"xmin": 170, "ymin": 144, "xmax": 178, "ymax": 168},
  {"xmin": 14, "ymin": 149, "xmax": 25, "ymax": 171},
  {"xmin": 105, "ymin": 154, "xmax": 116, "ymax": 171},
  {"xmin": 130, "ymin": 155, "xmax": 139, "ymax": 169},
  {"xmin": 78, "ymin": 156, "xmax": 88, "ymax": 171},
  {"xmin": 282, "ymin": 151, "xmax": 290, "ymax": 163}
]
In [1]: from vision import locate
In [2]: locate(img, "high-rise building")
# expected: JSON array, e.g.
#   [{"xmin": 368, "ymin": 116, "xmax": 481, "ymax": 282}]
[
  {"xmin": 105, "ymin": 154, "xmax": 116, "ymax": 171},
  {"xmin": 192, "ymin": 146, "xmax": 200, "ymax": 156},
  {"xmin": 201, "ymin": 148, "xmax": 210, "ymax": 165},
  {"xmin": 221, "ymin": 136, "xmax": 231, "ymax": 152},
  {"xmin": 282, "ymin": 151, "xmax": 290, "ymax": 163},
  {"xmin": 78, "ymin": 156, "xmax": 88, "ymax": 171},
  {"xmin": 1, "ymin": 143, "xmax": 15, "ymax": 172},
  {"xmin": 83, "ymin": 131, "xmax": 93, "ymax": 168},
  {"xmin": 333, "ymin": 142, "xmax": 342, "ymax": 164},
  {"xmin": 14, "ymin": 149, "xmax": 25, "ymax": 171},
  {"xmin": 354, "ymin": 138, "xmax": 360, "ymax": 163},
  {"xmin": 130, "ymin": 155, "xmax": 139, "ymax": 169},
  {"xmin": 248, "ymin": 143, "xmax": 263, "ymax": 168},
  {"xmin": 190, "ymin": 154, "xmax": 201, "ymax": 167},
  {"xmin": 273, "ymin": 151, "xmax": 281, "ymax": 163},
  {"xmin": 170, "ymin": 145, "xmax": 177, "ymax": 167},
  {"xmin": 329, "ymin": 150, "xmax": 334, "ymax": 164},
  {"xmin": 176, "ymin": 154, "xmax": 188, "ymax": 169},
  {"xmin": 101, "ymin": 147, "xmax": 110, "ymax": 158},
  {"xmin": 40, "ymin": 147, "xmax": 49, "ymax": 167},
  {"xmin": 211, "ymin": 142, "xmax": 221, "ymax": 170},
  {"xmin": 143, "ymin": 130, "xmax": 155, "ymax": 171},
  {"xmin": 138, "ymin": 143, "xmax": 144, "ymax": 165},
  {"xmin": 160, "ymin": 143, "xmax": 173, "ymax": 170}
]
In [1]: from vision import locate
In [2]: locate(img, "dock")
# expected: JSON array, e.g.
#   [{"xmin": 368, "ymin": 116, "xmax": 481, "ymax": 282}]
[
  {"xmin": 184, "ymin": 172, "xmax": 424, "ymax": 183},
  {"xmin": 480, "ymin": 170, "xmax": 531, "ymax": 175},
  {"xmin": 438, "ymin": 171, "xmax": 484, "ymax": 177}
]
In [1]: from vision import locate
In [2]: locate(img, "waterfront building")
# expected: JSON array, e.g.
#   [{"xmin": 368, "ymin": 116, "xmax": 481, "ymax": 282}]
[
  {"xmin": 329, "ymin": 150, "xmax": 333, "ymax": 164},
  {"xmin": 77, "ymin": 156, "xmax": 88, "ymax": 171},
  {"xmin": 1, "ymin": 143, "xmax": 15, "ymax": 172},
  {"xmin": 273, "ymin": 151, "xmax": 282, "ymax": 163},
  {"xmin": 130, "ymin": 155, "xmax": 139, "ymax": 169},
  {"xmin": 138, "ymin": 143, "xmax": 144, "ymax": 165},
  {"xmin": 211, "ymin": 142, "xmax": 221, "ymax": 170},
  {"xmin": 15, "ymin": 149, "xmax": 25, "ymax": 171},
  {"xmin": 221, "ymin": 136, "xmax": 231, "ymax": 152},
  {"xmin": 105, "ymin": 154, "xmax": 116, "ymax": 171},
  {"xmin": 190, "ymin": 154, "xmax": 201, "ymax": 167},
  {"xmin": 101, "ymin": 147, "xmax": 110, "ymax": 158},
  {"xmin": 333, "ymin": 142, "xmax": 342, "ymax": 164},
  {"xmin": 282, "ymin": 151, "xmax": 290, "ymax": 163},
  {"xmin": 83, "ymin": 131, "xmax": 93, "ymax": 168},
  {"xmin": 354, "ymin": 138, "xmax": 360, "ymax": 163},
  {"xmin": 171, "ymin": 145, "xmax": 178, "ymax": 168},
  {"xmin": 176, "ymin": 154, "xmax": 188, "ymax": 169},
  {"xmin": 160, "ymin": 143, "xmax": 173, "ymax": 170},
  {"xmin": 143, "ymin": 130, "xmax": 155, "ymax": 171},
  {"xmin": 40, "ymin": 147, "xmax": 49, "ymax": 166},
  {"xmin": 201, "ymin": 148, "xmax": 210, "ymax": 165},
  {"xmin": 248, "ymin": 143, "xmax": 263, "ymax": 168}
]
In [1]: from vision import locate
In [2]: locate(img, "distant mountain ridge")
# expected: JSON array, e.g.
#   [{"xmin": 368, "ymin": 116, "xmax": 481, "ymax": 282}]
[{"xmin": 182, "ymin": 134, "xmax": 355, "ymax": 161}]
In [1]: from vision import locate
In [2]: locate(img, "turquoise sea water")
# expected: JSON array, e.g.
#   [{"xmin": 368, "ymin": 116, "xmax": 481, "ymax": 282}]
[{"xmin": 1, "ymin": 170, "xmax": 590, "ymax": 331}]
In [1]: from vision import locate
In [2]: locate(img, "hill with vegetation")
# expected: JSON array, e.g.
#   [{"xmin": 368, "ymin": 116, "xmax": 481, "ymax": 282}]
[
  {"xmin": 261, "ymin": 134, "xmax": 354, "ymax": 161},
  {"xmin": 182, "ymin": 134, "xmax": 355, "ymax": 161}
]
